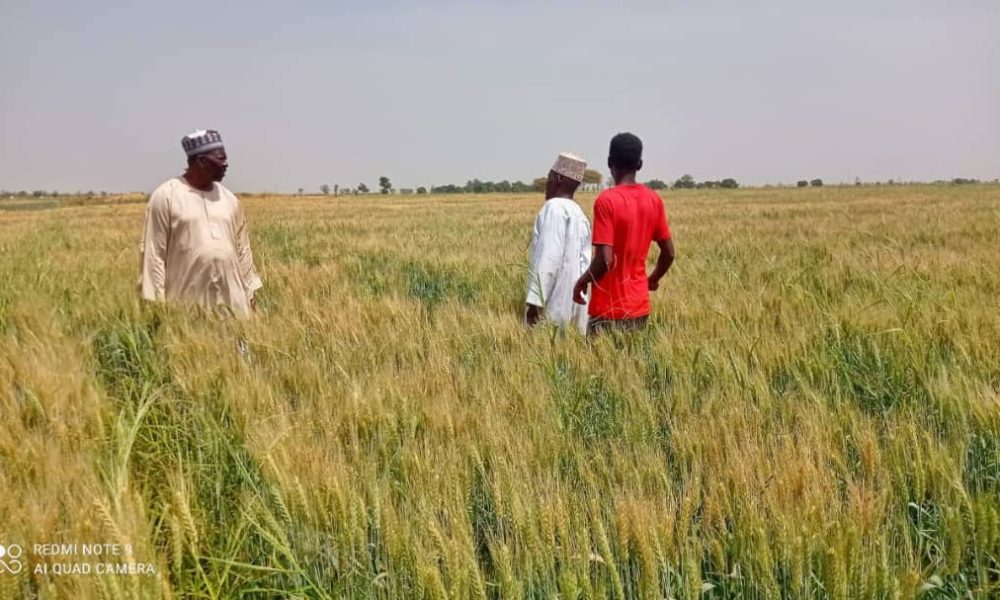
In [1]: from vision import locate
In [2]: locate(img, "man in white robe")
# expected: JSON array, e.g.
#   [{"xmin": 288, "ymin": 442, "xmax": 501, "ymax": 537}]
[
  {"xmin": 138, "ymin": 129, "xmax": 262, "ymax": 318},
  {"xmin": 525, "ymin": 152, "xmax": 592, "ymax": 334}
]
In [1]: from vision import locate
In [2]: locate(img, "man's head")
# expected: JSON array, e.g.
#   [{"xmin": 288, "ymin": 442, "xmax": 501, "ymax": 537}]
[
  {"xmin": 182, "ymin": 129, "xmax": 228, "ymax": 183},
  {"xmin": 607, "ymin": 132, "xmax": 642, "ymax": 184},
  {"xmin": 546, "ymin": 152, "xmax": 586, "ymax": 199}
]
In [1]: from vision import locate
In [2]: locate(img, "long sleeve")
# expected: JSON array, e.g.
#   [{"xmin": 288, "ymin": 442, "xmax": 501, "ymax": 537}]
[
  {"xmin": 526, "ymin": 204, "xmax": 566, "ymax": 308},
  {"xmin": 138, "ymin": 191, "xmax": 170, "ymax": 301},
  {"xmin": 234, "ymin": 200, "xmax": 263, "ymax": 300}
]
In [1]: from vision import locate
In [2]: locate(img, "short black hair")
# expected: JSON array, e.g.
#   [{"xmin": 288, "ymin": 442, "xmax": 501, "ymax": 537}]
[{"xmin": 608, "ymin": 132, "xmax": 643, "ymax": 171}]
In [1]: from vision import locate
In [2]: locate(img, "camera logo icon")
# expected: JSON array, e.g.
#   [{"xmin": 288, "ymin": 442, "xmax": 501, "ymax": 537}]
[{"xmin": 0, "ymin": 545, "xmax": 24, "ymax": 575}]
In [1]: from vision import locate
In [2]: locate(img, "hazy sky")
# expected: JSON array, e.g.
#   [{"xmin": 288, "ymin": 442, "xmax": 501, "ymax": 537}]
[{"xmin": 2, "ymin": 0, "xmax": 998, "ymax": 192}]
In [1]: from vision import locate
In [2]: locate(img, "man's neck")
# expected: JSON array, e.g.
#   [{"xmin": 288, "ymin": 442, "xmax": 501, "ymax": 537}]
[
  {"xmin": 614, "ymin": 173, "xmax": 638, "ymax": 186},
  {"xmin": 183, "ymin": 171, "xmax": 214, "ymax": 192}
]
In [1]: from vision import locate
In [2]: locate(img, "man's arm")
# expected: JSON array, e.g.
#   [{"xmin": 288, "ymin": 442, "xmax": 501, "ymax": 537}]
[
  {"xmin": 647, "ymin": 237, "xmax": 675, "ymax": 291},
  {"xmin": 525, "ymin": 205, "xmax": 566, "ymax": 326},
  {"xmin": 138, "ymin": 191, "xmax": 170, "ymax": 301},
  {"xmin": 647, "ymin": 194, "xmax": 674, "ymax": 291},
  {"xmin": 234, "ymin": 199, "xmax": 263, "ymax": 308},
  {"xmin": 573, "ymin": 192, "xmax": 615, "ymax": 305},
  {"xmin": 572, "ymin": 244, "xmax": 612, "ymax": 304}
]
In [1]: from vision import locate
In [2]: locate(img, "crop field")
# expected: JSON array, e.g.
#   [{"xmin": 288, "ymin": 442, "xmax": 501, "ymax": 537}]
[{"xmin": 0, "ymin": 185, "xmax": 998, "ymax": 598}]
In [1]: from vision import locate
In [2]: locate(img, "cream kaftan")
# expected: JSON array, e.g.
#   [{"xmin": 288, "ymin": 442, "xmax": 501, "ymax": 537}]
[{"xmin": 138, "ymin": 177, "xmax": 262, "ymax": 318}]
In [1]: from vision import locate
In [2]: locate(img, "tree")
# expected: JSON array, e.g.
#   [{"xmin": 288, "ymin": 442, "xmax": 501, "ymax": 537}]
[
  {"xmin": 645, "ymin": 179, "xmax": 668, "ymax": 190},
  {"xmin": 797, "ymin": 180, "xmax": 809, "ymax": 188},
  {"xmin": 297, "ymin": 187, "xmax": 304, "ymax": 195},
  {"xmin": 320, "ymin": 184, "xmax": 330, "ymax": 195},
  {"xmin": 334, "ymin": 184, "xmax": 339, "ymax": 195},
  {"xmin": 358, "ymin": 183, "xmax": 369, "ymax": 194},
  {"xmin": 720, "ymin": 178, "xmax": 739, "ymax": 189},
  {"xmin": 379, "ymin": 176, "xmax": 392, "ymax": 195},
  {"xmin": 582, "ymin": 169, "xmax": 603, "ymax": 187},
  {"xmin": 810, "ymin": 179, "xmax": 823, "ymax": 187},
  {"xmin": 416, "ymin": 187, "xmax": 427, "ymax": 194},
  {"xmin": 673, "ymin": 174, "xmax": 695, "ymax": 189},
  {"xmin": 532, "ymin": 177, "xmax": 548, "ymax": 192}
]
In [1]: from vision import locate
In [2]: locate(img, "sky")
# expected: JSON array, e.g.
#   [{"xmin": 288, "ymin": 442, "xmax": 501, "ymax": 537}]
[{"xmin": 1, "ymin": 0, "xmax": 998, "ymax": 193}]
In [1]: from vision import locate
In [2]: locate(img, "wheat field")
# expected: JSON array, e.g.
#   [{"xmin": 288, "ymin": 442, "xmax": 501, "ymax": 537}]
[{"xmin": 0, "ymin": 185, "xmax": 997, "ymax": 598}]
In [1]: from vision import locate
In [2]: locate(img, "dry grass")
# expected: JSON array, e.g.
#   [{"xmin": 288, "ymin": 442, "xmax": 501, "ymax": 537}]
[{"xmin": 0, "ymin": 185, "xmax": 998, "ymax": 598}]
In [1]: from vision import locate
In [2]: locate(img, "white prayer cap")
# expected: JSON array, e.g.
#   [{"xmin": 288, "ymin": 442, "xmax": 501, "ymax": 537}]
[
  {"xmin": 551, "ymin": 152, "xmax": 587, "ymax": 182},
  {"xmin": 181, "ymin": 129, "xmax": 225, "ymax": 157}
]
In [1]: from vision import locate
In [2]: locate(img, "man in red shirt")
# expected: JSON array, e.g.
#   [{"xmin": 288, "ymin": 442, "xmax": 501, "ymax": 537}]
[{"xmin": 572, "ymin": 132, "xmax": 675, "ymax": 334}]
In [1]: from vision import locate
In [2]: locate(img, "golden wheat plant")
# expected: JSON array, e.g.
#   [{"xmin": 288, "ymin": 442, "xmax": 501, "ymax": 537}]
[{"xmin": 0, "ymin": 184, "xmax": 997, "ymax": 598}]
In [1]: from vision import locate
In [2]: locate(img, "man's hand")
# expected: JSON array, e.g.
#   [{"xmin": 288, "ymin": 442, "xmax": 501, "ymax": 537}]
[
  {"xmin": 525, "ymin": 304, "xmax": 541, "ymax": 327},
  {"xmin": 647, "ymin": 276, "xmax": 660, "ymax": 291},
  {"xmin": 572, "ymin": 276, "xmax": 589, "ymax": 305},
  {"xmin": 576, "ymin": 244, "xmax": 611, "ymax": 305}
]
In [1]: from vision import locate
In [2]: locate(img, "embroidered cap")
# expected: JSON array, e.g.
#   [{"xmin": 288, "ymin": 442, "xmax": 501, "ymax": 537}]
[
  {"xmin": 181, "ymin": 129, "xmax": 225, "ymax": 157},
  {"xmin": 551, "ymin": 152, "xmax": 587, "ymax": 182}
]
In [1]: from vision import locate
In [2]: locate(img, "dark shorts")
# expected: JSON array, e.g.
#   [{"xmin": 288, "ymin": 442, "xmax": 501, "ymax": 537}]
[{"xmin": 587, "ymin": 315, "xmax": 649, "ymax": 335}]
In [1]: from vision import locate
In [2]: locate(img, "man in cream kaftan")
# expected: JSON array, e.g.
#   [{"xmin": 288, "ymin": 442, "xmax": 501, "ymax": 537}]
[{"xmin": 138, "ymin": 129, "xmax": 262, "ymax": 318}]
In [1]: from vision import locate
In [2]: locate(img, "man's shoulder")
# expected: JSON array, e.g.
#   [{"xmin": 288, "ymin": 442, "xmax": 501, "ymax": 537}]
[
  {"xmin": 639, "ymin": 184, "xmax": 663, "ymax": 201},
  {"xmin": 151, "ymin": 177, "xmax": 182, "ymax": 196},
  {"xmin": 595, "ymin": 188, "xmax": 618, "ymax": 202},
  {"xmin": 539, "ymin": 197, "xmax": 569, "ymax": 214},
  {"xmin": 597, "ymin": 186, "xmax": 635, "ymax": 205},
  {"xmin": 148, "ymin": 177, "xmax": 185, "ymax": 205},
  {"xmin": 544, "ymin": 197, "xmax": 588, "ymax": 221},
  {"xmin": 547, "ymin": 196, "xmax": 575, "ymax": 210},
  {"xmin": 554, "ymin": 197, "xmax": 589, "ymax": 221}
]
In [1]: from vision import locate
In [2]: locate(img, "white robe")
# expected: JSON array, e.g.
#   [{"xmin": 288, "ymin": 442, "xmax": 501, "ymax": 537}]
[
  {"xmin": 526, "ymin": 197, "xmax": 592, "ymax": 334},
  {"xmin": 138, "ymin": 177, "xmax": 262, "ymax": 318}
]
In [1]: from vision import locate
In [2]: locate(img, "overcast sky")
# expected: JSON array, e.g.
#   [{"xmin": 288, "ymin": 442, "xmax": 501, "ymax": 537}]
[{"xmin": 1, "ymin": 0, "xmax": 997, "ymax": 192}]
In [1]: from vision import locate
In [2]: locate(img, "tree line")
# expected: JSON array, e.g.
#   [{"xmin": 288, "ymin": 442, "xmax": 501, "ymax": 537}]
[
  {"xmin": 7, "ymin": 175, "xmax": 994, "ymax": 200},
  {"xmin": 0, "ymin": 190, "xmax": 112, "ymax": 199}
]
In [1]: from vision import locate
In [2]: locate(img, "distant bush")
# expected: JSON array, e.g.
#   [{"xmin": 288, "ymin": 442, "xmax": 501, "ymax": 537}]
[
  {"xmin": 797, "ymin": 180, "xmax": 809, "ymax": 188},
  {"xmin": 673, "ymin": 174, "xmax": 696, "ymax": 189},
  {"xmin": 430, "ymin": 180, "xmax": 534, "ymax": 194},
  {"xmin": 810, "ymin": 179, "xmax": 823, "ymax": 187}
]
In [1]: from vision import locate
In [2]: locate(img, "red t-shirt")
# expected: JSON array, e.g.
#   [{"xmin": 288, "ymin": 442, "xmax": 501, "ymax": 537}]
[{"xmin": 589, "ymin": 184, "xmax": 671, "ymax": 319}]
